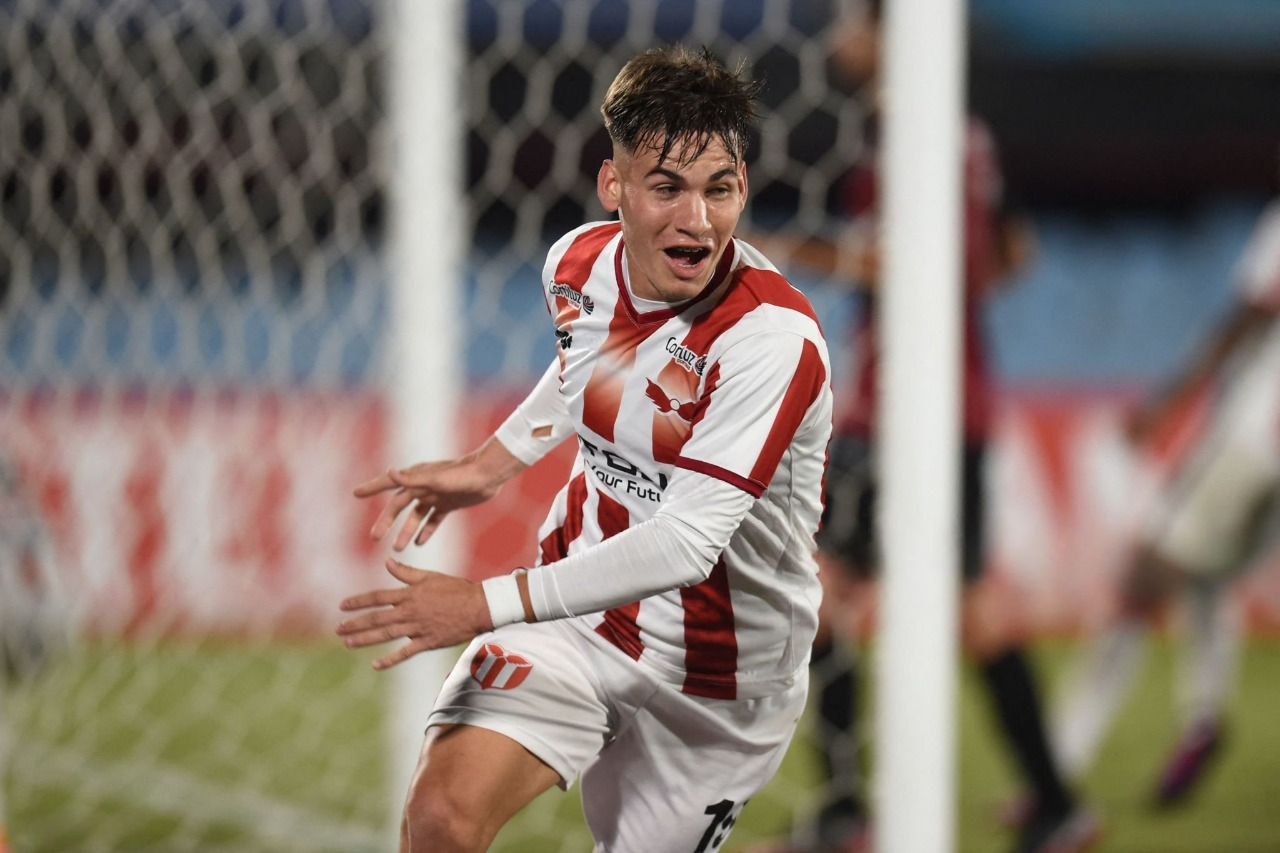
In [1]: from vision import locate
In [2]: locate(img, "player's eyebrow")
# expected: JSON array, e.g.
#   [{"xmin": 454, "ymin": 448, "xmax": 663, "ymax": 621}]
[
  {"xmin": 646, "ymin": 166, "xmax": 686, "ymax": 183},
  {"xmin": 646, "ymin": 166, "xmax": 738, "ymax": 183}
]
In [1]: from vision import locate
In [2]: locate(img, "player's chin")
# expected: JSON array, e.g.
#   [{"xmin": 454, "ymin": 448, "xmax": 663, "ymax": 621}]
[{"xmin": 660, "ymin": 261, "xmax": 715, "ymax": 297}]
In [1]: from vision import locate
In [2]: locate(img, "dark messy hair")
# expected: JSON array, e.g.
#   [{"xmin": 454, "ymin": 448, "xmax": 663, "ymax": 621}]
[{"xmin": 600, "ymin": 44, "xmax": 762, "ymax": 166}]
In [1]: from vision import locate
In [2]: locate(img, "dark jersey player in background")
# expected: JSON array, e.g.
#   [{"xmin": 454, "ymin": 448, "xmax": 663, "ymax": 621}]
[{"xmin": 749, "ymin": 2, "xmax": 1098, "ymax": 852}]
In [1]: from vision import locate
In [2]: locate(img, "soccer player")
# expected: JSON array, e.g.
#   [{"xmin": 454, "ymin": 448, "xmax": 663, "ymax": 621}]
[
  {"xmin": 1051, "ymin": 191, "xmax": 1280, "ymax": 807},
  {"xmin": 0, "ymin": 452, "xmax": 67, "ymax": 853},
  {"xmin": 337, "ymin": 45, "xmax": 833, "ymax": 853},
  {"xmin": 746, "ymin": 3, "xmax": 1096, "ymax": 852}
]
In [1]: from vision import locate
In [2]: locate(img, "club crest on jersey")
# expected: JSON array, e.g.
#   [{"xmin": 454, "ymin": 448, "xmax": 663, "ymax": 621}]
[
  {"xmin": 645, "ymin": 379, "xmax": 697, "ymax": 422},
  {"xmin": 548, "ymin": 281, "xmax": 595, "ymax": 314},
  {"xmin": 470, "ymin": 642, "xmax": 533, "ymax": 690},
  {"xmin": 665, "ymin": 336, "xmax": 706, "ymax": 375}
]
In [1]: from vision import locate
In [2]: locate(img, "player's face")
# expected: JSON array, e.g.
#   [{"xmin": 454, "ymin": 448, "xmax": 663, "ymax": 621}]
[{"xmin": 597, "ymin": 136, "xmax": 747, "ymax": 303}]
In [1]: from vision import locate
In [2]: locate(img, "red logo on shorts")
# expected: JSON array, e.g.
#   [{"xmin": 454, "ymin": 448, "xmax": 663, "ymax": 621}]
[{"xmin": 469, "ymin": 642, "xmax": 533, "ymax": 690}]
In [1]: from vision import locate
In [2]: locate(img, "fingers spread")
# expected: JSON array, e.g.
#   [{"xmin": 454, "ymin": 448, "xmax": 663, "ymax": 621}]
[
  {"xmin": 339, "ymin": 621, "xmax": 419, "ymax": 650},
  {"xmin": 387, "ymin": 467, "xmax": 434, "ymax": 489},
  {"xmin": 414, "ymin": 513, "xmax": 446, "ymax": 547},
  {"xmin": 392, "ymin": 504, "xmax": 433, "ymax": 551},
  {"xmin": 371, "ymin": 489, "xmax": 419, "ymax": 541},
  {"xmin": 338, "ymin": 586, "xmax": 404, "ymax": 613},
  {"xmin": 335, "ymin": 605, "xmax": 401, "ymax": 635},
  {"xmin": 373, "ymin": 637, "xmax": 434, "ymax": 670},
  {"xmin": 353, "ymin": 468, "xmax": 399, "ymax": 498}
]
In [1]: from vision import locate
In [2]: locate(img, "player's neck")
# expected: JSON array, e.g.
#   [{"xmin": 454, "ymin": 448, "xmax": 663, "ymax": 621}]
[{"xmin": 620, "ymin": 256, "xmax": 694, "ymax": 312}]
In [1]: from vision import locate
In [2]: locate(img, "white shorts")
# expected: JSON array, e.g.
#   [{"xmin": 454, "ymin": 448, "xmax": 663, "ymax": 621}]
[
  {"xmin": 428, "ymin": 619, "xmax": 808, "ymax": 853},
  {"xmin": 1146, "ymin": 398, "xmax": 1280, "ymax": 577}
]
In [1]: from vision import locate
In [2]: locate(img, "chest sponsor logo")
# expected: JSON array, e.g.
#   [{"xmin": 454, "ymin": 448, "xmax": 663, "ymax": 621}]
[
  {"xmin": 469, "ymin": 642, "xmax": 533, "ymax": 690},
  {"xmin": 665, "ymin": 337, "xmax": 707, "ymax": 376},
  {"xmin": 579, "ymin": 436, "xmax": 667, "ymax": 502},
  {"xmin": 549, "ymin": 282, "xmax": 595, "ymax": 314}
]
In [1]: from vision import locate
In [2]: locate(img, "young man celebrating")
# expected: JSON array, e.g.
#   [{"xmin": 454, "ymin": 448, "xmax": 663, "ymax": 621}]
[{"xmin": 337, "ymin": 45, "xmax": 833, "ymax": 853}]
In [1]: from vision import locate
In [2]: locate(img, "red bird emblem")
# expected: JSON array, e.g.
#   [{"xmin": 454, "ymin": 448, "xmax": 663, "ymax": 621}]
[{"xmin": 645, "ymin": 379, "xmax": 698, "ymax": 421}]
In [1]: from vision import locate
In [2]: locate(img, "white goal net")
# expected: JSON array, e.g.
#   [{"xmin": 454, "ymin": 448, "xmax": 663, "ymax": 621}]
[{"xmin": 0, "ymin": 2, "xmax": 858, "ymax": 851}]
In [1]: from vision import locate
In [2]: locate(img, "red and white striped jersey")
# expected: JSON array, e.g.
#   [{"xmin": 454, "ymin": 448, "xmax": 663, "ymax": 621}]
[{"xmin": 528, "ymin": 221, "xmax": 832, "ymax": 700}]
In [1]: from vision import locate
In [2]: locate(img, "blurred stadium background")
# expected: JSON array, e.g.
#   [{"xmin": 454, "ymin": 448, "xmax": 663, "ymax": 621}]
[{"xmin": 1, "ymin": 0, "xmax": 1279, "ymax": 851}]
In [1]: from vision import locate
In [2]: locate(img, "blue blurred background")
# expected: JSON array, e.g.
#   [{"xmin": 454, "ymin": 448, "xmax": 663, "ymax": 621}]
[{"xmin": 4, "ymin": 0, "xmax": 1277, "ymax": 396}]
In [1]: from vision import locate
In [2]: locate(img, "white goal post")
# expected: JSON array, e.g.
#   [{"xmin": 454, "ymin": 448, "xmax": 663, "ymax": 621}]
[
  {"xmin": 877, "ymin": 0, "xmax": 965, "ymax": 851},
  {"xmin": 384, "ymin": 0, "xmax": 465, "ymax": 842}
]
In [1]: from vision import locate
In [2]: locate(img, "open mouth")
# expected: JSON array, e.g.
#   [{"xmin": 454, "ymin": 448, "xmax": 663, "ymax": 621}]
[{"xmin": 665, "ymin": 246, "xmax": 711, "ymax": 269}]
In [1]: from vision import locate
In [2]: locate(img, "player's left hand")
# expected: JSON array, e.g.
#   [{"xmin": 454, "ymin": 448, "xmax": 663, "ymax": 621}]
[{"xmin": 336, "ymin": 557, "xmax": 493, "ymax": 669}]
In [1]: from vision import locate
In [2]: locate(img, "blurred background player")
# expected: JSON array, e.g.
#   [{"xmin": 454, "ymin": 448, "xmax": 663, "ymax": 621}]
[
  {"xmin": 0, "ymin": 453, "xmax": 68, "ymax": 853},
  {"xmin": 748, "ymin": 2, "xmax": 1096, "ymax": 851},
  {"xmin": 1050, "ymin": 181, "xmax": 1280, "ymax": 808}
]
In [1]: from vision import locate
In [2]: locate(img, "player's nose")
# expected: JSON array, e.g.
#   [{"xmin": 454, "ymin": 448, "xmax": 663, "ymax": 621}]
[{"xmin": 674, "ymin": 193, "xmax": 711, "ymax": 234}]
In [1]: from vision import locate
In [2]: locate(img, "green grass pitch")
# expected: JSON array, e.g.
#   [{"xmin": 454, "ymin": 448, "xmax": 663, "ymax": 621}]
[{"xmin": 5, "ymin": 638, "xmax": 1279, "ymax": 852}]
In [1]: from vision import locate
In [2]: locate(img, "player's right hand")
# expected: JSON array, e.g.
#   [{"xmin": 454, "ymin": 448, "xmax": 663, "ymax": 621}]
[
  {"xmin": 354, "ymin": 457, "xmax": 502, "ymax": 551},
  {"xmin": 354, "ymin": 436, "xmax": 529, "ymax": 550}
]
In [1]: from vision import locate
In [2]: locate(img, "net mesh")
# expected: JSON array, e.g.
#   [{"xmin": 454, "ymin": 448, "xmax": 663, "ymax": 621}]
[
  {"xmin": 2, "ymin": 2, "xmax": 394, "ymax": 851},
  {"xmin": 0, "ymin": 1, "xmax": 859, "ymax": 850}
]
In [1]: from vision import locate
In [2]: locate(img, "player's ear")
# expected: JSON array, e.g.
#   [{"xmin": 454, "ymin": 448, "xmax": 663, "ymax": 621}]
[{"xmin": 597, "ymin": 159, "xmax": 621, "ymax": 213}]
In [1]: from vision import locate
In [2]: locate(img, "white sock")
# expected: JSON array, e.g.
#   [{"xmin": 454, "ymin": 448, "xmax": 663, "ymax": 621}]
[
  {"xmin": 1051, "ymin": 619, "xmax": 1147, "ymax": 779},
  {"xmin": 1177, "ymin": 578, "xmax": 1238, "ymax": 728}
]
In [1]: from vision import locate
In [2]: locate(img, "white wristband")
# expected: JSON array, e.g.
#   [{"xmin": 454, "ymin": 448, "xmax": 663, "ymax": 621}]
[{"xmin": 482, "ymin": 571, "xmax": 527, "ymax": 629}]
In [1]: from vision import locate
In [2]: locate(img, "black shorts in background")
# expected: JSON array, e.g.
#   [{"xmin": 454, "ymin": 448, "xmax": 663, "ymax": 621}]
[{"xmin": 816, "ymin": 435, "xmax": 987, "ymax": 584}]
